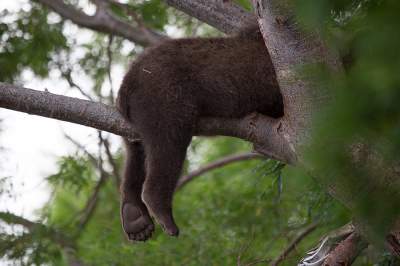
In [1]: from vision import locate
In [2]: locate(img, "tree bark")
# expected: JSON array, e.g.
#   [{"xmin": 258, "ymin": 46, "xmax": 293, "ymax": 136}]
[
  {"xmin": 252, "ymin": 0, "xmax": 400, "ymax": 259},
  {"xmin": 322, "ymin": 232, "xmax": 368, "ymax": 266}
]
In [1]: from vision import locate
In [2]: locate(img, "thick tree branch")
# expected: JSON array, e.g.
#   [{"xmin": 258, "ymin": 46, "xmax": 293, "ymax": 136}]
[
  {"xmin": 0, "ymin": 83, "xmax": 295, "ymax": 164},
  {"xmin": 299, "ymin": 223, "xmax": 355, "ymax": 265},
  {"xmin": 322, "ymin": 232, "xmax": 368, "ymax": 266},
  {"xmin": 164, "ymin": 0, "xmax": 254, "ymax": 34},
  {"xmin": 0, "ymin": 83, "xmax": 135, "ymax": 139},
  {"xmin": 33, "ymin": 0, "xmax": 164, "ymax": 46},
  {"xmin": 176, "ymin": 152, "xmax": 264, "ymax": 190}
]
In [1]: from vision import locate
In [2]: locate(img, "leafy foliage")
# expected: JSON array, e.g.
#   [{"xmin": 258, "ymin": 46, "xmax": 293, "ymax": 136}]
[
  {"xmin": 47, "ymin": 156, "xmax": 94, "ymax": 193},
  {"xmin": 0, "ymin": 212, "xmax": 64, "ymax": 265},
  {"xmin": 0, "ymin": 3, "xmax": 68, "ymax": 82}
]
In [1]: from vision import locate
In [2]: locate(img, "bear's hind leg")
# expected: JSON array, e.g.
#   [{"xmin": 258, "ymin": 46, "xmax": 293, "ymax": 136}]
[{"xmin": 141, "ymin": 132, "xmax": 192, "ymax": 237}]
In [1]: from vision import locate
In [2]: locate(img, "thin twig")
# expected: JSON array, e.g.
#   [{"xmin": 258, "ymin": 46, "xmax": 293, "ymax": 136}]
[
  {"xmin": 64, "ymin": 132, "xmax": 113, "ymax": 231},
  {"xmin": 176, "ymin": 152, "xmax": 264, "ymax": 190},
  {"xmin": 106, "ymin": 0, "xmax": 160, "ymax": 42},
  {"xmin": 100, "ymin": 135, "xmax": 121, "ymax": 187},
  {"xmin": 60, "ymin": 67, "xmax": 95, "ymax": 101},
  {"xmin": 272, "ymin": 222, "xmax": 319, "ymax": 266},
  {"xmin": 77, "ymin": 131, "xmax": 107, "ymax": 232},
  {"xmin": 77, "ymin": 171, "xmax": 107, "ymax": 232},
  {"xmin": 64, "ymin": 133, "xmax": 98, "ymax": 166},
  {"xmin": 106, "ymin": 34, "xmax": 115, "ymax": 103},
  {"xmin": 237, "ymin": 231, "xmax": 255, "ymax": 266},
  {"xmin": 245, "ymin": 258, "xmax": 271, "ymax": 266}
]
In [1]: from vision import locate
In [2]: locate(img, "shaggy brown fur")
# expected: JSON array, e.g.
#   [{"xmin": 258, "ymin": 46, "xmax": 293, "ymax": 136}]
[{"xmin": 116, "ymin": 26, "xmax": 284, "ymax": 241}]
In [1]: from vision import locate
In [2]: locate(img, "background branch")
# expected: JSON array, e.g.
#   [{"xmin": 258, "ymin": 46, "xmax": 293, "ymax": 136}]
[
  {"xmin": 0, "ymin": 212, "xmax": 74, "ymax": 248},
  {"xmin": 0, "ymin": 211, "xmax": 43, "ymax": 231},
  {"xmin": 272, "ymin": 222, "xmax": 319, "ymax": 266},
  {"xmin": 59, "ymin": 67, "xmax": 94, "ymax": 101},
  {"xmin": 0, "ymin": 212, "xmax": 86, "ymax": 266},
  {"xmin": 64, "ymin": 133, "xmax": 99, "ymax": 166},
  {"xmin": 165, "ymin": 0, "xmax": 254, "ymax": 34},
  {"xmin": 103, "ymin": 137, "xmax": 121, "ymax": 185},
  {"xmin": 176, "ymin": 152, "xmax": 264, "ymax": 190},
  {"xmin": 33, "ymin": 0, "xmax": 164, "ymax": 46},
  {"xmin": 77, "ymin": 169, "xmax": 107, "ymax": 232}
]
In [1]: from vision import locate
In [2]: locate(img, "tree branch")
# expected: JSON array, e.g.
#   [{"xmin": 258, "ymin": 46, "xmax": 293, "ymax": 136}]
[
  {"xmin": 65, "ymin": 130, "xmax": 120, "ymax": 187},
  {"xmin": 271, "ymin": 222, "xmax": 319, "ymax": 266},
  {"xmin": 59, "ymin": 65, "xmax": 95, "ymax": 101},
  {"xmin": 0, "ymin": 83, "xmax": 296, "ymax": 164},
  {"xmin": 77, "ymin": 170, "xmax": 107, "ymax": 232},
  {"xmin": 176, "ymin": 152, "xmax": 264, "ymax": 190},
  {"xmin": 103, "ymin": 137, "xmax": 121, "ymax": 185},
  {"xmin": 0, "ymin": 212, "xmax": 87, "ymax": 266},
  {"xmin": 64, "ymin": 133, "xmax": 99, "ymax": 166},
  {"xmin": 165, "ymin": 0, "xmax": 254, "ymax": 34},
  {"xmin": 33, "ymin": 0, "xmax": 164, "ymax": 46},
  {"xmin": 0, "ymin": 211, "xmax": 43, "ymax": 231},
  {"xmin": 322, "ymin": 232, "xmax": 368, "ymax": 265},
  {"xmin": 0, "ymin": 211, "xmax": 75, "ymax": 248},
  {"xmin": 387, "ymin": 220, "xmax": 400, "ymax": 256},
  {"xmin": 0, "ymin": 82, "xmax": 135, "ymax": 139},
  {"xmin": 64, "ymin": 133, "xmax": 116, "ymax": 232}
]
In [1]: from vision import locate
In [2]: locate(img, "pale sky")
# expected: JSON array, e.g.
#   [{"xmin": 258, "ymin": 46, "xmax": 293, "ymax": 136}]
[{"xmin": 0, "ymin": 0, "xmax": 122, "ymax": 220}]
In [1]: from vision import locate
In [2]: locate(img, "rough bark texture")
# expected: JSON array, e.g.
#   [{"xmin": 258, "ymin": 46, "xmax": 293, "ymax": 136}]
[
  {"xmin": 387, "ymin": 219, "xmax": 400, "ymax": 256},
  {"xmin": 0, "ymin": 83, "xmax": 135, "ymax": 140},
  {"xmin": 252, "ymin": 0, "xmax": 340, "ymax": 162},
  {"xmin": 323, "ymin": 232, "xmax": 367, "ymax": 266},
  {"xmin": 252, "ymin": 0, "xmax": 400, "ymax": 259}
]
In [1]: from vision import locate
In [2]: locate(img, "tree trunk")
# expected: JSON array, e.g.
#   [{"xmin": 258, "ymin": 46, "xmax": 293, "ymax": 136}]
[{"xmin": 252, "ymin": 0, "xmax": 400, "ymax": 255}]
